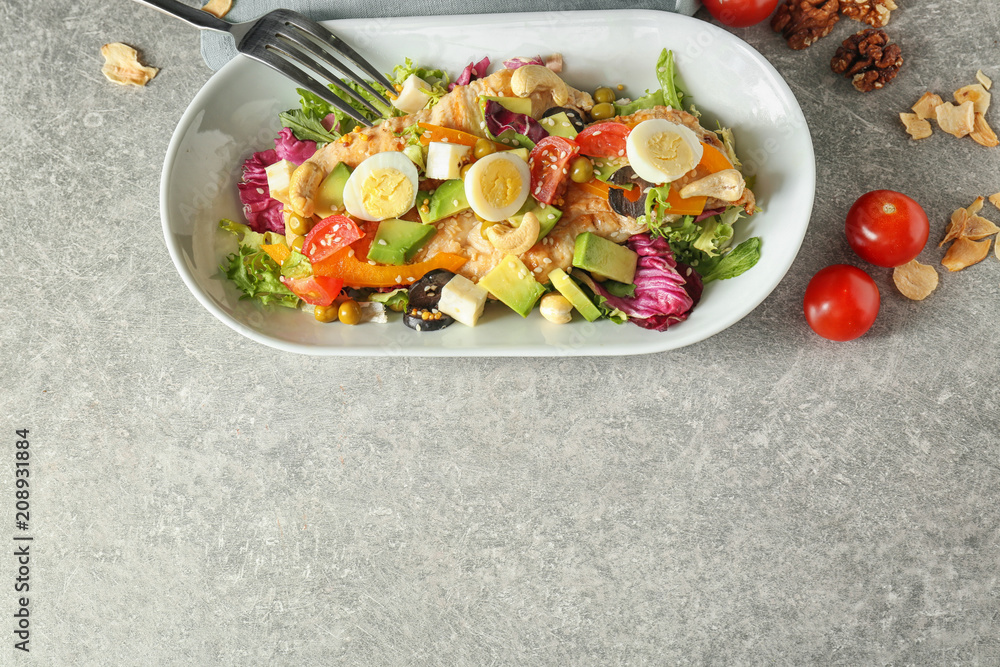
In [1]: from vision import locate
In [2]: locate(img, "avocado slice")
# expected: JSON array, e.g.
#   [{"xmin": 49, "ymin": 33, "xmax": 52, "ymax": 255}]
[
  {"xmin": 478, "ymin": 255, "xmax": 546, "ymax": 317},
  {"xmin": 572, "ymin": 232, "xmax": 638, "ymax": 285},
  {"xmin": 418, "ymin": 179, "xmax": 470, "ymax": 224},
  {"xmin": 592, "ymin": 157, "xmax": 627, "ymax": 185},
  {"xmin": 366, "ymin": 219, "xmax": 437, "ymax": 265},
  {"xmin": 508, "ymin": 147, "xmax": 530, "ymax": 161},
  {"xmin": 547, "ymin": 268, "xmax": 601, "ymax": 322},
  {"xmin": 509, "ymin": 201, "xmax": 563, "ymax": 243},
  {"xmin": 313, "ymin": 162, "xmax": 353, "ymax": 218},
  {"xmin": 539, "ymin": 111, "xmax": 578, "ymax": 139},
  {"xmin": 481, "ymin": 95, "xmax": 533, "ymax": 117}
]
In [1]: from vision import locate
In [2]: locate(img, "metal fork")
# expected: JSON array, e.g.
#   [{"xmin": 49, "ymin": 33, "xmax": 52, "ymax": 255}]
[{"xmin": 133, "ymin": 0, "xmax": 395, "ymax": 126}]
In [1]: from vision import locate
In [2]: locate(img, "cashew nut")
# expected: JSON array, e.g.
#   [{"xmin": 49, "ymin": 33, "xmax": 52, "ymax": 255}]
[
  {"xmin": 288, "ymin": 160, "xmax": 326, "ymax": 218},
  {"xmin": 678, "ymin": 169, "xmax": 746, "ymax": 202},
  {"xmin": 539, "ymin": 293, "xmax": 572, "ymax": 324},
  {"xmin": 486, "ymin": 211, "xmax": 540, "ymax": 256},
  {"xmin": 511, "ymin": 65, "xmax": 569, "ymax": 106}
]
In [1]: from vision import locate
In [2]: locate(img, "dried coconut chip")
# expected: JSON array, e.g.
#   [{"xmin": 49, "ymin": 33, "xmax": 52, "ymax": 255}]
[
  {"xmin": 964, "ymin": 213, "xmax": 1000, "ymax": 240},
  {"xmin": 893, "ymin": 259, "xmax": 938, "ymax": 300},
  {"xmin": 977, "ymin": 70, "xmax": 992, "ymax": 90},
  {"xmin": 912, "ymin": 92, "xmax": 944, "ymax": 120},
  {"xmin": 989, "ymin": 193, "xmax": 1000, "ymax": 210},
  {"xmin": 954, "ymin": 84, "xmax": 991, "ymax": 115},
  {"xmin": 967, "ymin": 196, "xmax": 985, "ymax": 216},
  {"xmin": 899, "ymin": 112, "xmax": 932, "ymax": 140},
  {"xmin": 201, "ymin": 0, "xmax": 232, "ymax": 18},
  {"xmin": 935, "ymin": 101, "xmax": 976, "ymax": 138},
  {"xmin": 940, "ymin": 207, "xmax": 970, "ymax": 247},
  {"xmin": 970, "ymin": 113, "xmax": 999, "ymax": 148},
  {"xmin": 100, "ymin": 42, "xmax": 158, "ymax": 86},
  {"xmin": 942, "ymin": 236, "xmax": 991, "ymax": 271}
]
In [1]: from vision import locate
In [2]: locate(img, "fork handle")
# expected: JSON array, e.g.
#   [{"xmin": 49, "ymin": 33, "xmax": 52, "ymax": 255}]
[{"xmin": 131, "ymin": 0, "xmax": 232, "ymax": 33}]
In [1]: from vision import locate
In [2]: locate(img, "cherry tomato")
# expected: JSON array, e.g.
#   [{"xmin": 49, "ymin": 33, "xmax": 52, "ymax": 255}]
[
  {"xmin": 575, "ymin": 122, "xmax": 630, "ymax": 158},
  {"xmin": 528, "ymin": 136, "xmax": 580, "ymax": 205},
  {"xmin": 282, "ymin": 275, "xmax": 344, "ymax": 307},
  {"xmin": 302, "ymin": 214, "xmax": 363, "ymax": 263},
  {"xmin": 803, "ymin": 265, "xmax": 880, "ymax": 342},
  {"xmin": 845, "ymin": 190, "xmax": 929, "ymax": 268},
  {"xmin": 701, "ymin": 0, "xmax": 780, "ymax": 27}
]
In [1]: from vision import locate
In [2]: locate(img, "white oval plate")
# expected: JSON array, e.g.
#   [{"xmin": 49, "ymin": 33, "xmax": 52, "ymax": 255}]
[{"xmin": 161, "ymin": 9, "xmax": 815, "ymax": 356}]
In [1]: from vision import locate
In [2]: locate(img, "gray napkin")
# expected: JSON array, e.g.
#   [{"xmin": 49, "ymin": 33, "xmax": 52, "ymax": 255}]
[{"xmin": 202, "ymin": 1, "xmax": 701, "ymax": 70}]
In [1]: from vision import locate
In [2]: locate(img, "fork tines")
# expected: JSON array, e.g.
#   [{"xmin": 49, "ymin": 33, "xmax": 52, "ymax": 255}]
[{"xmin": 245, "ymin": 11, "xmax": 396, "ymax": 128}]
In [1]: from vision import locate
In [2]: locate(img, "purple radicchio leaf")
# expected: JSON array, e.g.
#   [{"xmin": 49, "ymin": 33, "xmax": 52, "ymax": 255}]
[
  {"xmin": 448, "ymin": 56, "xmax": 491, "ymax": 91},
  {"xmin": 273, "ymin": 127, "xmax": 316, "ymax": 165},
  {"xmin": 502, "ymin": 55, "xmax": 545, "ymax": 70},
  {"xmin": 482, "ymin": 100, "xmax": 549, "ymax": 145},
  {"xmin": 589, "ymin": 233, "xmax": 703, "ymax": 332},
  {"xmin": 236, "ymin": 149, "xmax": 285, "ymax": 235}
]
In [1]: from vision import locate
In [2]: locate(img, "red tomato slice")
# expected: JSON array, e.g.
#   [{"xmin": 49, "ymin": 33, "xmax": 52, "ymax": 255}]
[
  {"xmin": 282, "ymin": 275, "xmax": 345, "ymax": 307},
  {"xmin": 575, "ymin": 122, "xmax": 630, "ymax": 158},
  {"xmin": 302, "ymin": 215, "xmax": 363, "ymax": 263},
  {"xmin": 528, "ymin": 136, "xmax": 580, "ymax": 205}
]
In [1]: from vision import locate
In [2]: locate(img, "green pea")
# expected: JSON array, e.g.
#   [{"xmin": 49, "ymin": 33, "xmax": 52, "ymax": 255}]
[
  {"xmin": 594, "ymin": 87, "xmax": 616, "ymax": 104},
  {"xmin": 590, "ymin": 102, "xmax": 615, "ymax": 121},
  {"xmin": 569, "ymin": 156, "xmax": 594, "ymax": 184},
  {"xmin": 473, "ymin": 138, "xmax": 496, "ymax": 160}
]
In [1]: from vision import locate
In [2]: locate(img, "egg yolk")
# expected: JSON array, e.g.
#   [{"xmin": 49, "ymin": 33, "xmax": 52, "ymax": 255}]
[
  {"xmin": 648, "ymin": 131, "xmax": 695, "ymax": 174},
  {"xmin": 361, "ymin": 168, "xmax": 414, "ymax": 219},
  {"xmin": 478, "ymin": 159, "xmax": 522, "ymax": 209}
]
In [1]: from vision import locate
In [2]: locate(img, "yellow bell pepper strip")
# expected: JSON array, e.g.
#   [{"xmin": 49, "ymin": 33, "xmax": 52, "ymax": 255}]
[
  {"xmin": 312, "ymin": 247, "xmax": 467, "ymax": 288},
  {"xmin": 261, "ymin": 243, "xmax": 291, "ymax": 266},
  {"xmin": 417, "ymin": 123, "xmax": 508, "ymax": 152}
]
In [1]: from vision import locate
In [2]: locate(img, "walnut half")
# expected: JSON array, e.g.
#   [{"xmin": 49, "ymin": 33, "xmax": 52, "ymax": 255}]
[
  {"xmin": 771, "ymin": 0, "xmax": 841, "ymax": 50},
  {"xmin": 831, "ymin": 29, "xmax": 903, "ymax": 92}
]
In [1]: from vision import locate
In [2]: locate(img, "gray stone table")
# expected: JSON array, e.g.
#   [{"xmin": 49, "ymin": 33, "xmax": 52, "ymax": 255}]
[{"xmin": 2, "ymin": 1, "xmax": 998, "ymax": 664}]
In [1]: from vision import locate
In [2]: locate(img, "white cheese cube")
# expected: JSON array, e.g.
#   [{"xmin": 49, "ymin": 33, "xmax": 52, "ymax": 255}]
[
  {"xmin": 437, "ymin": 274, "xmax": 488, "ymax": 327},
  {"xmin": 265, "ymin": 159, "xmax": 296, "ymax": 204},
  {"xmin": 424, "ymin": 141, "xmax": 471, "ymax": 180},
  {"xmin": 392, "ymin": 74, "xmax": 432, "ymax": 114}
]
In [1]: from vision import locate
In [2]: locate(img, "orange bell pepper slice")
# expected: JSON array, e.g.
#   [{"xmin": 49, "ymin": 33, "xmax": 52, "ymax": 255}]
[
  {"xmin": 575, "ymin": 179, "xmax": 611, "ymax": 199},
  {"xmin": 313, "ymin": 247, "xmax": 467, "ymax": 288},
  {"xmin": 663, "ymin": 189, "xmax": 708, "ymax": 216},
  {"xmin": 418, "ymin": 123, "xmax": 508, "ymax": 152},
  {"xmin": 698, "ymin": 142, "xmax": 733, "ymax": 174},
  {"xmin": 261, "ymin": 243, "xmax": 291, "ymax": 266}
]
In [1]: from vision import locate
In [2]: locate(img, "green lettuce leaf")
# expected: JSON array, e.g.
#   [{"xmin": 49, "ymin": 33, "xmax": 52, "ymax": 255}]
[
  {"xmin": 279, "ymin": 108, "xmax": 339, "ymax": 144},
  {"xmin": 614, "ymin": 89, "xmax": 664, "ymax": 117},
  {"xmin": 390, "ymin": 58, "xmax": 450, "ymax": 109},
  {"xmin": 220, "ymin": 245, "xmax": 299, "ymax": 308},
  {"xmin": 702, "ymin": 237, "xmax": 762, "ymax": 283},
  {"xmin": 280, "ymin": 250, "xmax": 313, "ymax": 280},
  {"xmin": 368, "ymin": 288, "xmax": 409, "ymax": 312},
  {"xmin": 656, "ymin": 49, "xmax": 687, "ymax": 111}
]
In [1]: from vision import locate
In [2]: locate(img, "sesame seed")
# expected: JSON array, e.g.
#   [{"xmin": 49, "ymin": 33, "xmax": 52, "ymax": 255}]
[
  {"xmin": 542, "ymin": 258, "xmax": 551, "ymax": 264},
  {"xmin": 378, "ymin": 239, "xmax": 388, "ymax": 245},
  {"xmin": 617, "ymin": 149, "xmax": 625, "ymax": 156},
  {"xmin": 442, "ymin": 137, "xmax": 449, "ymax": 142},
  {"xmin": 395, "ymin": 275, "xmax": 402, "ymax": 283},
  {"xmin": 256, "ymin": 188, "xmax": 265, "ymax": 195},
  {"xmin": 368, "ymin": 260, "xmax": 376, "ymax": 265},
  {"xmin": 347, "ymin": 249, "xmax": 355, "ymax": 258},
  {"xmin": 592, "ymin": 131, "xmax": 601, "ymax": 136},
  {"xmin": 533, "ymin": 267, "xmax": 542, "ymax": 273},
  {"xmin": 562, "ymin": 168, "xmax": 567, "ymax": 175},
  {"xmin": 407, "ymin": 277, "xmax": 414, "ymax": 282},
  {"xmin": 453, "ymin": 200, "xmax": 459, "ymax": 206}
]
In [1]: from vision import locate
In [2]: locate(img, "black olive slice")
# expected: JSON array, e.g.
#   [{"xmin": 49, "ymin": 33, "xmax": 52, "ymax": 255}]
[
  {"xmin": 407, "ymin": 269, "xmax": 455, "ymax": 311},
  {"xmin": 607, "ymin": 166, "xmax": 652, "ymax": 219},
  {"xmin": 403, "ymin": 309, "xmax": 454, "ymax": 332},
  {"xmin": 541, "ymin": 106, "xmax": 586, "ymax": 133}
]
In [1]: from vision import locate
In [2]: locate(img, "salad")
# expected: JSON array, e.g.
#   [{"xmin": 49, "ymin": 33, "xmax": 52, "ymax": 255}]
[{"xmin": 218, "ymin": 49, "xmax": 761, "ymax": 331}]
